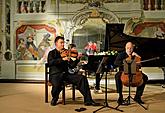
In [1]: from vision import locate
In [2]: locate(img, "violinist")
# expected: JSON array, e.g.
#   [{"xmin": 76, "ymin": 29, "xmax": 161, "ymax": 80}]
[
  {"xmin": 114, "ymin": 42, "xmax": 148, "ymax": 105},
  {"xmin": 48, "ymin": 36, "xmax": 100, "ymax": 106}
]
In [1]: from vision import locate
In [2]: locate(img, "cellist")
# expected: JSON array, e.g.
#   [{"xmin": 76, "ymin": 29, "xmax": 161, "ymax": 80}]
[{"xmin": 114, "ymin": 42, "xmax": 148, "ymax": 105}]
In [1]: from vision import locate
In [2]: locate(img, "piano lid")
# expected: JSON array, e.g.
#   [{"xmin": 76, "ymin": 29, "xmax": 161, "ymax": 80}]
[{"xmin": 105, "ymin": 24, "xmax": 165, "ymax": 67}]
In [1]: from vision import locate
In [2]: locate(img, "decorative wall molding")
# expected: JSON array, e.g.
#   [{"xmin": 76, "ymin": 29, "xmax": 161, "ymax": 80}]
[
  {"xmin": 65, "ymin": 2, "xmax": 119, "ymax": 43},
  {"xmin": 125, "ymin": 19, "xmax": 165, "ymax": 38},
  {"xmin": 60, "ymin": 0, "xmax": 130, "ymax": 4}
]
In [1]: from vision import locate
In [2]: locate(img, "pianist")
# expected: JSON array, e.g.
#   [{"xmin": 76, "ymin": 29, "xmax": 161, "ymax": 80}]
[{"xmin": 114, "ymin": 42, "xmax": 148, "ymax": 105}]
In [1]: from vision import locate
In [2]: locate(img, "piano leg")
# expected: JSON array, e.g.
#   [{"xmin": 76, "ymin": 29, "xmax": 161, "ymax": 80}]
[{"xmin": 161, "ymin": 67, "xmax": 165, "ymax": 88}]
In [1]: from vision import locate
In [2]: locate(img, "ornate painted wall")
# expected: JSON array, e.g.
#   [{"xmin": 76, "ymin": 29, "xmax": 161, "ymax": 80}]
[
  {"xmin": 16, "ymin": 24, "xmax": 56, "ymax": 60},
  {"xmin": 1, "ymin": 0, "xmax": 165, "ymax": 80}
]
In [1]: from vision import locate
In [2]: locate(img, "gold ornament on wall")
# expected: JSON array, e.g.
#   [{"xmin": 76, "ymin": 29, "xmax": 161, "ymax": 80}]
[{"xmin": 90, "ymin": 9, "xmax": 100, "ymax": 18}]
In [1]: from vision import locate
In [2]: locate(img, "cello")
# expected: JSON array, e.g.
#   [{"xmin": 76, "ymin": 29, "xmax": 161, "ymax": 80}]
[{"xmin": 121, "ymin": 55, "xmax": 143, "ymax": 87}]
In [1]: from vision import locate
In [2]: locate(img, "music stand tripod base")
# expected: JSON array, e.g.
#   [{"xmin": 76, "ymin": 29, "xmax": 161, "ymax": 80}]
[
  {"xmin": 116, "ymin": 60, "xmax": 147, "ymax": 110},
  {"xmin": 93, "ymin": 63, "xmax": 123, "ymax": 113},
  {"xmin": 115, "ymin": 95, "xmax": 147, "ymax": 110}
]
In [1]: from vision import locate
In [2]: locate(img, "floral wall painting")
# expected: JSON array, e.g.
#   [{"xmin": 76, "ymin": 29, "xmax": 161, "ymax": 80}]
[
  {"xmin": 130, "ymin": 22, "xmax": 165, "ymax": 39},
  {"xmin": 16, "ymin": 24, "xmax": 56, "ymax": 60}
]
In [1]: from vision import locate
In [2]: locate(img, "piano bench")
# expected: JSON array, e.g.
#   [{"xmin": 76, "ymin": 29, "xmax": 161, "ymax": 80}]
[{"xmin": 45, "ymin": 63, "xmax": 76, "ymax": 105}]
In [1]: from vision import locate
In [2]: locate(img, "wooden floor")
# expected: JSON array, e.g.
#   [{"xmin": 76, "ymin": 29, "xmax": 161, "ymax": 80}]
[{"xmin": 0, "ymin": 82, "xmax": 165, "ymax": 113}]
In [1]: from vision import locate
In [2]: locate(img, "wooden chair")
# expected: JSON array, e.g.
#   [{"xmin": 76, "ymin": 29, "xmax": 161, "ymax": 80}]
[{"xmin": 45, "ymin": 63, "xmax": 75, "ymax": 105}]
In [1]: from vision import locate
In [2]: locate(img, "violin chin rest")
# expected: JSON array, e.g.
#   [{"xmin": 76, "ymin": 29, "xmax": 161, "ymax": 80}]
[{"xmin": 70, "ymin": 57, "xmax": 76, "ymax": 61}]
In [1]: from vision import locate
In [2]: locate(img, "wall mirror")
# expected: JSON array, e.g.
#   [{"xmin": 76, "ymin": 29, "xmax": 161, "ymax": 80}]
[{"xmin": 72, "ymin": 18, "xmax": 106, "ymax": 54}]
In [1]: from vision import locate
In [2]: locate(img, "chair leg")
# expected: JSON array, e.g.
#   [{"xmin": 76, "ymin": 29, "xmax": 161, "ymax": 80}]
[
  {"xmin": 61, "ymin": 83, "xmax": 76, "ymax": 105},
  {"xmin": 45, "ymin": 82, "xmax": 48, "ymax": 103},
  {"xmin": 45, "ymin": 63, "xmax": 49, "ymax": 103},
  {"xmin": 62, "ymin": 85, "xmax": 66, "ymax": 105},
  {"xmin": 72, "ymin": 85, "xmax": 75, "ymax": 101},
  {"xmin": 45, "ymin": 81, "xmax": 48, "ymax": 103}
]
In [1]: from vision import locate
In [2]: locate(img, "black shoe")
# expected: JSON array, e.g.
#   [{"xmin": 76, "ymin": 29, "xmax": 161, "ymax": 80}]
[
  {"xmin": 50, "ymin": 98, "xmax": 57, "ymax": 106},
  {"xmin": 75, "ymin": 107, "xmax": 87, "ymax": 112},
  {"xmin": 134, "ymin": 97, "xmax": 145, "ymax": 104},
  {"xmin": 117, "ymin": 97, "xmax": 124, "ymax": 105},
  {"xmin": 84, "ymin": 101, "xmax": 101, "ymax": 106}
]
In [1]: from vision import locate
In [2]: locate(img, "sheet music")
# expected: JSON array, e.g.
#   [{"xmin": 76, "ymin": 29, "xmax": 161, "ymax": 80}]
[
  {"xmin": 96, "ymin": 56, "xmax": 109, "ymax": 74},
  {"xmin": 123, "ymin": 59, "xmax": 136, "ymax": 74}
]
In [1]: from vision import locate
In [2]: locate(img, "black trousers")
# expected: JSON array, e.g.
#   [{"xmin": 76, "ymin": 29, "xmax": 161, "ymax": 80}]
[
  {"xmin": 95, "ymin": 73, "xmax": 103, "ymax": 90},
  {"xmin": 115, "ymin": 71, "xmax": 148, "ymax": 98},
  {"xmin": 49, "ymin": 72, "xmax": 93, "ymax": 103}
]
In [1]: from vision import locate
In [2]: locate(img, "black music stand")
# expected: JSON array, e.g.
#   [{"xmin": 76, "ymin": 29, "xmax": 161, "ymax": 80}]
[
  {"xmin": 161, "ymin": 67, "xmax": 165, "ymax": 88},
  {"xmin": 115, "ymin": 59, "xmax": 147, "ymax": 110},
  {"xmin": 93, "ymin": 57, "xmax": 123, "ymax": 113}
]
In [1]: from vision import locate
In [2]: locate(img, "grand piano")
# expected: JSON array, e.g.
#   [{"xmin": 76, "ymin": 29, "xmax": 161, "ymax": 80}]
[
  {"xmin": 105, "ymin": 24, "xmax": 165, "ymax": 67},
  {"xmin": 84, "ymin": 24, "xmax": 165, "ymax": 82}
]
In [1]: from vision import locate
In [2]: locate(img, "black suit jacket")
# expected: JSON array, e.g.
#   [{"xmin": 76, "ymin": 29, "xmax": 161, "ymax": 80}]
[
  {"xmin": 48, "ymin": 48, "xmax": 68, "ymax": 75},
  {"xmin": 114, "ymin": 51, "xmax": 140, "ymax": 71},
  {"xmin": 114, "ymin": 51, "xmax": 128, "ymax": 71}
]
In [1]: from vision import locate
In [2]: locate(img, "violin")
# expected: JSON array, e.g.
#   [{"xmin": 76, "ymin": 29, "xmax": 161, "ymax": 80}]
[
  {"xmin": 60, "ymin": 48, "xmax": 79, "ymax": 74},
  {"xmin": 60, "ymin": 48, "xmax": 69, "ymax": 58},
  {"xmin": 121, "ymin": 55, "xmax": 143, "ymax": 87},
  {"xmin": 60, "ymin": 48, "xmax": 78, "ymax": 59}
]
